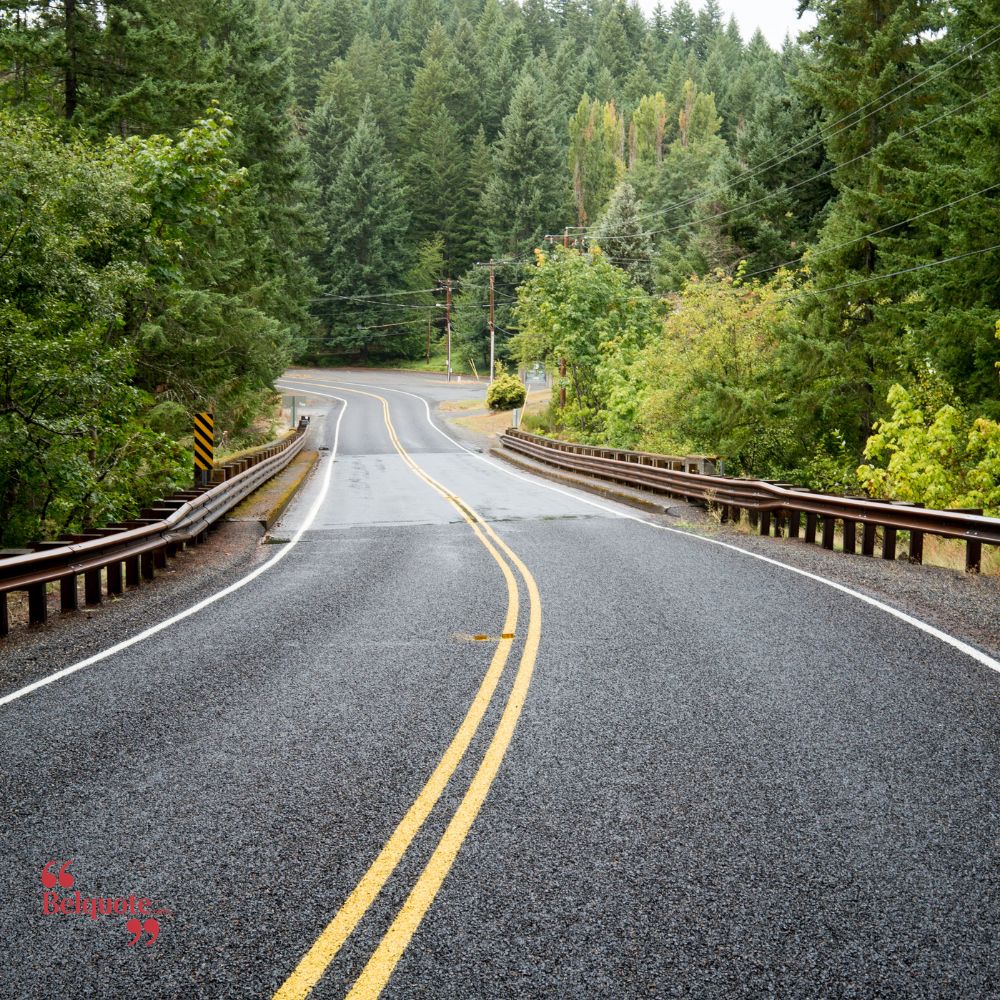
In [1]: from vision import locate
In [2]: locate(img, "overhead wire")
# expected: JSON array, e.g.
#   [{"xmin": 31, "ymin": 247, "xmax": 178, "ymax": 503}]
[
  {"xmin": 567, "ymin": 180, "xmax": 1000, "ymax": 275},
  {"xmin": 571, "ymin": 23, "xmax": 1000, "ymax": 237},
  {"xmin": 780, "ymin": 242, "xmax": 1000, "ymax": 301},
  {"xmin": 582, "ymin": 85, "xmax": 994, "ymax": 247}
]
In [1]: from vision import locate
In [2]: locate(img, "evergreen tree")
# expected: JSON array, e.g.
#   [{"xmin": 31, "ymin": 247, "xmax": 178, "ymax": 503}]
[
  {"xmin": 592, "ymin": 181, "xmax": 656, "ymax": 290},
  {"xmin": 703, "ymin": 87, "xmax": 832, "ymax": 277},
  {"xmin": 694, "ymin": 0, "xmax": 723, "ymax": 59},
  {"xmin": 484, "ymin": 70, "xmax": 569, "ymax": 257},
  {"xmin": 404, "ymin": 106, "xmax": 465, "ymax": 260},
  {"xmin": 875, "ymin": 1, "xmax": 1000, "ymax": 416},
  {"xmin": 793, "ymin": 0, "xmax": 946, "ymax": 448},
  {"xmin": 595, "ymin": 0, "xmax": 632, "ymax": 83},
  {"xmin": 318, "ymin": 106, "xmax": 411, "ymax": 359},
  {"xmin": 669, "ymin": 0, "xmax": 697, "ymax": 49},
  {"xmin": 452, "ymin": 126, "xmax": 494, "ymax": 271},
  {"xmin": 288, "ymin": 0, "xmax": 363, "ymax": 110}
]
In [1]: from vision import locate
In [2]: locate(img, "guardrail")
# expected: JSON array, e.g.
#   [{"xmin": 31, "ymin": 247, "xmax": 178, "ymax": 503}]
[
  {"xmin": 501, "ymin": 428, "xmax": 1000, "ymax": 572},
  {"xmin": 0, "ymin": 418, "xmax": 311, "ymax": 637}
]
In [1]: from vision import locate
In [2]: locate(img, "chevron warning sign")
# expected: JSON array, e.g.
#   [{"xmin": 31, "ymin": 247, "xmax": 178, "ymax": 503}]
[{"xmin": 193, "ymin": 412, "xmax": 214, "ymax": 473}]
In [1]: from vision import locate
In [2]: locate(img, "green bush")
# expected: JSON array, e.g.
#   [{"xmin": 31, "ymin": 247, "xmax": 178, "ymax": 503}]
[
  {"xmin": 857, "ymin": 379, "xmax": 1000, "ymax": 515},
  {"xmin": 486, "ymin": 372, "xmax": 527, "ymax": 411}
]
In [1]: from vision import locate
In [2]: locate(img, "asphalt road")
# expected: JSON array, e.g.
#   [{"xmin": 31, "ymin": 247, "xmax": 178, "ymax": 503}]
[{"xmin": 1, "ymin": 368, "xmax": 997, "ymax": 999}]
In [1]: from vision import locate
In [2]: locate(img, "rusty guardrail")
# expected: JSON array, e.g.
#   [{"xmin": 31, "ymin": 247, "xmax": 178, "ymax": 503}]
[
  {"xmin": 501, "ymin": 428, "xmax": 1000, "ymax": 572},
  {"xmin": 0, "ymin": 418, "xmax": 311, "ymax": 637}
]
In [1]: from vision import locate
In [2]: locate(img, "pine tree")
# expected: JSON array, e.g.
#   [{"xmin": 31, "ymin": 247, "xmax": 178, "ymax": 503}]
[
  {"xmin": 669, "ymin": 0, "xmax": 697, "ymax": 50},
  {"xmin": 705, "ymin": 87, "xmax": 832, "ymax": 277},
  {"xmin": 316, "ymin": 32, "xmax": 407, "ymax": 153},
  {"xmin": 793, "ymin": 0, "xmax": 946, "ymax": 449},
  {"xmin": 875, "ymin": 1, "xmax": 1000, "ymax": 416},
  {"xmin": 694, "ymin": 0, "xmax": 723, "ymax": 59},
  {"xmin": 484, "ymin": 70, "xmax": 569, "ymax": 257},
  {"xmin": 318, "ymin": 105, "xmax": 411, "ymax": 359},
  {"xmin": 452, "ymin": 126, "xmax": 494, "ymax": 271},
  {"xmin": 595, "ymin": 1, "xmax": 632, "ymax": 83},
  {"xmin": 404, "ymin": 106, "xmax": 465, "ymax": 259},
  {"xmin": 288, "ymin": 0, "xmax": 363, "ymax": 110},
  {"xmin": 592, "ymin": 181, "xmax": 656, "ymax": 290}
]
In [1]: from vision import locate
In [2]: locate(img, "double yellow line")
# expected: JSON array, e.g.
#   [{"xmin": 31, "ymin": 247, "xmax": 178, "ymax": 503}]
[{"xmin": 273, "ymin": 383, "xmax": 542, "ymax": 999}]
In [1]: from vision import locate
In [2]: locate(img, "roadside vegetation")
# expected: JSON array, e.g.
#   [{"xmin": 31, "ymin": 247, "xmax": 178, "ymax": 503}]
[{"xmin": 1, "ymin": 0, "xmax": 997, "ymax": 546}]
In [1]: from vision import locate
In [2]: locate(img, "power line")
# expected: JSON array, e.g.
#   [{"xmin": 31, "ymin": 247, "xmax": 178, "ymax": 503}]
[
  {"xmin": 739, "ymin": 181, "xmax": 1000, "ymax": 281},
  {"xmin": 782, "ymin": 242, "xmax": 1000, "ymax": 301},
  {"xmin": 585, "ymin": 86, "xmax": 993, "ymax": 247},
  {"xmin": 572, "ymin": 23, "xmax": 1000, "ymax": 238},
  {"xmin": 571, "ymin": 180, "xmax": 1000, "ymax": 276}
]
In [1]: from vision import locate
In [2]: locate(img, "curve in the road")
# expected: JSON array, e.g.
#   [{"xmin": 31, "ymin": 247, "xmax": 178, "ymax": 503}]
[
  {"xmin": 286, "ymin": 372, "xmax": 1000, "ymax": 678},
  {"xmin": 0, "ymin": 395, "xmax": 352, "ymax": 709},
  {"xmin": 272, "ymin": 383, "xmax": 542, "ymax": 1000}
]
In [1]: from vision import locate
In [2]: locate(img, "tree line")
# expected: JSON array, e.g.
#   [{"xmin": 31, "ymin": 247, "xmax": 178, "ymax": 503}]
[{"xmin": 1, "ymin": 0, "xmax": 998, "ymax": 545}]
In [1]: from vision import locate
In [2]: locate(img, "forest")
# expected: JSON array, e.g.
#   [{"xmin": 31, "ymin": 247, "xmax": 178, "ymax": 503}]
[{"xmin": 1, "ymin": 0, "xmax": 998, "ymax": 547}]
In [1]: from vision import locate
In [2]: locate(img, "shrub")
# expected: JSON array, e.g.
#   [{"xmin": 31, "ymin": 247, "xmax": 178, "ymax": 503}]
[{"xmin": 487, "ymin": 371, "xmax": 527, "ymax": 411}]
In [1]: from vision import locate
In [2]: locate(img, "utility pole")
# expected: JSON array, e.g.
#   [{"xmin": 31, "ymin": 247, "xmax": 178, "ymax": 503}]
[
  {"xmin": 445, "ymin": 278, "xmax": 452, "ymax": 382},
  {"xmin": 559, "ymin": 356, "xmax": 566, "ymax": 408},
  {"xmin": 488, "ymin": 260, "xmax": 495, "ymax": 383}
]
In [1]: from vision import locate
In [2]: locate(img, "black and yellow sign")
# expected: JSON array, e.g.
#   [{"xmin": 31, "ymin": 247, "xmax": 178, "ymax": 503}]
[{"xmin": 193, "ymin": 412, "xmax": 214, "ymax": 471}]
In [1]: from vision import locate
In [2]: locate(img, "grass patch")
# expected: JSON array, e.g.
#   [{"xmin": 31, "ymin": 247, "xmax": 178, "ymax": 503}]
[
  {"xmin": 449, "ymin": 389, "xmax": 550, "ymax": 436},
  {"xmin": 439, "ymin": 397, "xmax": 487, "ymax": 412}
]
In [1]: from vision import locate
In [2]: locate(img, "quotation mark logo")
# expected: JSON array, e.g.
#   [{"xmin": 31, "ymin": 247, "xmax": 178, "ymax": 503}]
[
  {"xmin": 126, "ymin": 917, "xmax": 160, "ymax": 947},
  {"xmin": 40, "ymin": 860, "xmax": 74, "ymax": 889}
]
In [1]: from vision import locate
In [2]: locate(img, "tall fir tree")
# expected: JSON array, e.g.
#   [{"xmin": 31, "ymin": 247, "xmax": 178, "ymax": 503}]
[
  {"xmin": 484, "ymin": 69, "xmax": 569, "ymax": 257},
  {"xmin": 318, "ymin": 104, "xmax": 411, "ymax": 359},
  {"xmin": 793, "ymin": 0, "xmax": 946, "ymax": 448},
  {"xmin": 592, "ymin": 181, "xmax": 657, "ymax": 290}
]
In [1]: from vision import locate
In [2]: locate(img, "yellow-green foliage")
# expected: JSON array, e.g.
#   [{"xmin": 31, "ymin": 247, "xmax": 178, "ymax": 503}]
[
  {"xmin": 511, "ymin": 245, "xmax": 659, "ymax": 443},
  {"xmin": 631, "ymin": 271, "xmax": 793, "ymax": 474},
  {"xmin": 858, "ymin": 382, "xmax": 1000, "ymax": 515},
  {"xmin": 486, "ymin": 367, "xmax": 527, "ymax": 411}
]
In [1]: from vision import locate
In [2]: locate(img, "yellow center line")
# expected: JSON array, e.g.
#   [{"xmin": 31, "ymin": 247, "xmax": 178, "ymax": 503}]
[
  {"xmin": 346, "ymin": 539, "xmax": 542, "ymax": 999},
  {"xmin": 272, "ymin": 384, "xmax": 532, "ymax": 1000}
]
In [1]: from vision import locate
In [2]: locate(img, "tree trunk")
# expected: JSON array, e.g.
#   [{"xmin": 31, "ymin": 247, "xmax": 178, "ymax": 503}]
[{"xmin": 64, "ymin": 0, "xmax": 78, "ymax": 120}]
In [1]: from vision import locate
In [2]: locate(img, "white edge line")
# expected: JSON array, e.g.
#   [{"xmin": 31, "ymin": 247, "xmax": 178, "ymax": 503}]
[
  {"xmin": 282, "ymin": 375, "xmax": 1000, "ymax": 677},
  {"xmin": 0, "ymin": 397, "xmax": 349, "ymax": 709}
]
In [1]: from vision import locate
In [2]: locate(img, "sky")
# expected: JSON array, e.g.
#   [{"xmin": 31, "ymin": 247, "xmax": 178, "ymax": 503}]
[{"xmin": 636, "ymin": 1, "xmax": 818, "ymax": 49}]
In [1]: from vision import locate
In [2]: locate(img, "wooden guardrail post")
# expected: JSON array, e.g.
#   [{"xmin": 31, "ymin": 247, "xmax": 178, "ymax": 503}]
[
  {"xmin": 861, "ymin": 521, "xmax": 877, "ymax": 556},
  {"xmin": 958, "ymin": 508, "xmax": 984, "ymax": 572},
  {"xmin": 804, "ymin": 512, "xmax": 818, "ymax": 544},
  {"xmin": 907, "ymin": 503, "xmax": 925, "ymax": 563},
  {"xmin": 787, "ymin": 509, "xmax": 800, "ymax": 538},
  {"xmin": 821, "ymin": 516, "xmax": 836, "ymax": 550},
  {"xmin": 842, "ymin": 518, "xmax": 857, "ymax": 554},
  {"xmin": 27, "ymin": 583, "xmax": 47, "ymax": 626},
  {"xmin": 84, "ymin": 569, "xmax": 102, "ymax": 605},
  {"xmin": 882, "ymin": 526, "xmax": 897, "ymax": 560}
]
